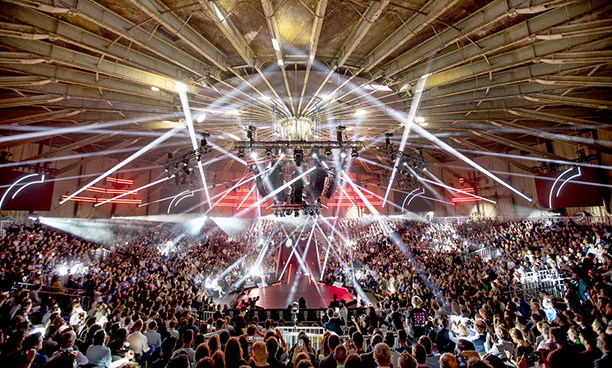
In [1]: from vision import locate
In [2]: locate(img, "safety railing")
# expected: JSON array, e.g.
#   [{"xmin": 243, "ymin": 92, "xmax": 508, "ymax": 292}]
[
  {"xmin": 464, "ymin": 246, "xmax": 501, "ymax": 261},
  {"xmin": 12, "ymin": 282, "xmax": 91, "ymax": 311},
  {"xmin": 504, "ymin": 279, "xmax": 567, "ymax": 300},
  {"xmin": 521, "ymin": 268, "xmax": 559, "ymax": 283},
  {"xmin": 277, "ymin": 326, "xmax": 326, "ymax": 351}
]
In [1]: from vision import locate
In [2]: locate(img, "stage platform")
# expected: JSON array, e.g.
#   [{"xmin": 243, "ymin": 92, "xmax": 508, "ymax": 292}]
[{"xmin": 244, "ymin": 271, "xmax": 354, "ymax": 309}]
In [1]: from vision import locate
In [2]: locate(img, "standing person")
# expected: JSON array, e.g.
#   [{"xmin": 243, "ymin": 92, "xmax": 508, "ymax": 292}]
[{"xmin": 406, "ymin": 297, "xmax": 428, "ymax": 343}]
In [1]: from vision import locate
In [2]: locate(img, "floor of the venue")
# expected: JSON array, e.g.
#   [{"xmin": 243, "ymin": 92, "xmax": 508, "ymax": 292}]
[
  {"xmin": 235, "ymin": 232, "xmax": 358, "ymax": 309},
  {"xmin": 243, "ymin": 272, "xmax": 354, "ymax": 309}
]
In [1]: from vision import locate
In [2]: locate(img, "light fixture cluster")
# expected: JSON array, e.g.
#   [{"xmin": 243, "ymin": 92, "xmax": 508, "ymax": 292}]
[
  {"xmin": 273, "ymin": 203, "xmax": 322, "ymax": 217},
  {"xmin": 165, "ymin": 132, "xmax": 211, "ymax": 184}
]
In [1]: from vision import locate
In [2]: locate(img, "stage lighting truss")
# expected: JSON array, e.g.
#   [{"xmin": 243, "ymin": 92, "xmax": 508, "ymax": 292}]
[
  {"xmin": 271, "ymin": 202, "xmax": 323, "ymax": 217},
  {"xmin": 0, "ymin": 153, "xmax": 59, "ymax": 176},
  {"xmin": 381, "ymin": 146, "xmax": 429, "ymax": 177},
  {"xmin": 164, "ymin": 138, "xmax": 212, "ymax": 183},
  {"xmin": 235, "ymin": 140, "xmax": 363, "ymax": 215},
  {"xmin": 233, "ymin": 140, "xmax": 364, "ymax": 158}
]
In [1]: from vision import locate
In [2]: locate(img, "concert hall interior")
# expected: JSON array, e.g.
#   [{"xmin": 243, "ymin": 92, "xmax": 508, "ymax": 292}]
[{"xmin": 1, "ymin": 1, "xmax": 612, "ymax": 368}]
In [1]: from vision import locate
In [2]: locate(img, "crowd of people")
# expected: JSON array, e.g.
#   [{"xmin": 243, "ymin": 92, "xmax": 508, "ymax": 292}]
[{"xmin": 0, "ymin": 216, "xmax": 610, "ymax": 368}]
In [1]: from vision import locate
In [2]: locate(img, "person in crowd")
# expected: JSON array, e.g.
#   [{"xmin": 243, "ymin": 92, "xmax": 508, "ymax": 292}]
[
  {"xmin": 152, "ymin": 336, "xmax": 178, "ymax": 368},
  {"xmin": 126, "ymin": 319, "xmax": 149, "ymax": 359},
  {"xmin": 145, "ymin": 320, "xmax": 162, "ymax": 350},
  {"xmin": 249, "ymin": 341, "xmax": 270, "ymax": 367},
  {"xmin": 374, "ymin": 343, "xmax": 392, "ymax": 368},
  {"xmin": 51, "ymin": 330, "xmax": 88, "ymax": 366},
  {"xmin": 173, "ymin": 329, "xmax": 196, "ymax": 364},
  {"xmin": 1, "ymin": 219, "xmax": 611, "ymax": 368},
  {"xmin": 86, "ymin": 329, "xmax": 112, "ymax": 368}
]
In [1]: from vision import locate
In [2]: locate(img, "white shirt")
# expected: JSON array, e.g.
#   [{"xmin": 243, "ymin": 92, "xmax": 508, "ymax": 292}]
[{"xmin": 126, "ymin": 331, "xmax": 150, "ymax": 355}]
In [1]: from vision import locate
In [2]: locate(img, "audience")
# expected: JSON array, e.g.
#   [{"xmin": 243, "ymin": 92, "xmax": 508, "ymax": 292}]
[{"xmin": 0, "ymin": 217, "xmax": 611, "ymax": 368}]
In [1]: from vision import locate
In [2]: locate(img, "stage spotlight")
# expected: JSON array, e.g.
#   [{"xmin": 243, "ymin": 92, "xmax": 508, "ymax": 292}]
[
  {"xmin": 182, "ymin": 165, "xmax": 191, "ymax": 175},
  {"xmin": 167, "ymin": 152, "xmax": 173, "ymax": 159},
  {"xmin": 294, "ymin": 209, "xmax": 299, "ymax": 217},
  {"xmin": 238, "ymin": 149, "xmax": 245, "ymax": 158},
  {"xmin": 265, "ymin": 148, "xmax": 273, "ymax": 158},
  {"xmin": 311, "ymin": 149, "xmax": 318, "ymax": 159},
  {"xmin": 247, "ymin": 125, "xmax": 256, "ymax": 141},
  {"xmin": 250, "ymin": 151, "xmax": 258, "ymax": 159},
  {"xmin": 336, "ymin": 126, "xmax": 345, "ymax": 142},
  {"xmin": 351, "ymin": 148, "xmax": 359, "ymax": 158},
  {"xmin": 285, "ymin": 209, "xmax": 291, "ymax": 216},
  {"xmin": 340, "ymin": 151, "xmax": 347, "ymax": 159},
  {"xmin": 324, "ymin": 148, "xmax": 332, "ymax": 157},
  {"xmin": 196, "ymin": 112, "xmax": 207, "ymax": 123},
  {"xmin": 294, "ymin": 148, "xmax": 303, "ymax": 167}
]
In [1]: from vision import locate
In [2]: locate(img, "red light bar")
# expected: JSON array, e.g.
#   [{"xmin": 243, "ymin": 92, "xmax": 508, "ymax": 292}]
[
  {"xmin": 451, "ymin": 197, "xmax": 481, "ymax": 203},
  {"xmin": 456, "ymin": 187, "xmax": 474, "ymax": 193},
  {"xmin": 60, "ymin": 195, "xmax": 141, "ymax": 205},
  {"xmin": 85, "ymin": 187, "xmax": 137, "ymax": 195},
  {"xmin": 105, "ymin": 177, "xmax": 133, "ymax": 185}
]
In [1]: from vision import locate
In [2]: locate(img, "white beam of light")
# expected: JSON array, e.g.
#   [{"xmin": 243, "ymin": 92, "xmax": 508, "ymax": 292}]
[
  {"xmin": 419, "ymin": 176, "xmax": 497, "ymax": 204},
  {"xmin": 94, "ymin": 176, "xmax": 173, "ymax": 207},
  {"xmin": 175, "ymin": 82, "xmax": 212, "ymax": 209},
  {"xmin": 237, "ymin": 186, "xmax": 255, "ymax": 209},
  {"xmin": 413, "ymin": 123, "xmax": 533, "ymax": 202},
  {"xmin": 382, "ymin": 74, "xmax": 429, "ymax": 208},
  {"xmin": 60, "ymin": 127, "xmax": 181, "ymax": 204},
  {"xmin": 237, "ymin": 166, "xmax": 316, "ymax": 217},
  {"xmin": 341, "ymin": 171, "xmax": 381, "ymax": 216}
]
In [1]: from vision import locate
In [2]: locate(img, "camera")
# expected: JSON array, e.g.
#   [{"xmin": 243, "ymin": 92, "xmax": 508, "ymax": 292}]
[{"xmin": 525, "ymin": 352, "xmax": 542, "ymax": 363}]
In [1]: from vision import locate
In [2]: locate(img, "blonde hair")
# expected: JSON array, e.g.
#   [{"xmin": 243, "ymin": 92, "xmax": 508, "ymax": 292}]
[{"xmin": 251, "ymin": 341, "xmax": 267, "ymax": 365}]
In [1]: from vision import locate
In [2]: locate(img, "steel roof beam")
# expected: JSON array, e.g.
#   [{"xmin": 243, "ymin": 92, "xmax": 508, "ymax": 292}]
[
  {"xmin": 0, "ymin": 108, "xmax": 83, "ymax": 126},
  {"xmin": 360, "ymin": 0, "xmax": 462, "ymax": 73},
  {"xmin": 4, "ymin": 0, "xmax": 219, "ymax": 79},
  {"xmin": 0, "ymin": 94, "xmax": 63, "ymax": 108},
  {"xmin": 471, "ymin": 131, "xmax": 567, "ymax": 161},
  {"xmin": 0, "ymin": 4, "xmax": 197, "ymax": 82},
  {"xmin": 378, "ymin": 0, "xmax": 576, "ymax": 79},
  {"xmin": 56, "ymin": 138, "xmax": 140, "ymax": 175},
  {"xmin": 451, "ymin": 138, "xmax": 538, "ymax": 174}
]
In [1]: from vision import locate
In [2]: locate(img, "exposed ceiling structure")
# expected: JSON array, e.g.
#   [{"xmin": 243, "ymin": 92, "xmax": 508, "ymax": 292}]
[{"xmin": 1, "ymin": 0, "xmax": 611, "ymax": 185}]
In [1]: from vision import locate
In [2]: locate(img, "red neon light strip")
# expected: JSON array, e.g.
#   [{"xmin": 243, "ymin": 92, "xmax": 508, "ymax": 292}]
[
  {"xmin": 327, "ymin": 202, "xmax": 383, "ymax": 207},
  {"xmin": 451, "ymin": 197, "xmax": 482, "ymax": 203},
  {"xmin": 456, "ymin": 187, "xmax": 475, "ymax": 193},
  {"xmin": 105, "ymin": 177, "xmax": 134, "ymax": 185},
  {"xmin": 85, "ymin": 187, "xmax": 137, "ymax": 195},
  {"xmin": 60, "ymin": 195, "xmax": 141, "ymax": 204}
]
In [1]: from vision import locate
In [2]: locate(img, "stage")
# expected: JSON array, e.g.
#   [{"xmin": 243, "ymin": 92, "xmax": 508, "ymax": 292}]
[
  {"xmin": 244, "ymin": 230, "xmax": 355, "ymax": 309},
  {"xmin": 244, "ymin": 272, "xmax": 354, "ymax": 309}
]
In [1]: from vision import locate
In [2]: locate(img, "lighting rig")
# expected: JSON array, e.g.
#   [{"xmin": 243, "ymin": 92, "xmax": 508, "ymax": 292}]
[
  {"xmin": 164, "ymin": 133, "xmax": 211, "ymax": 185},
  {"xmin": 381, "ymin": 134, "xmax": 428, "ymax": 179},
  {"xmin": 0, "ymin": 151, "xmax": 59, "ymax": 176},
  {"xmin": 534, "ymin": 148, "xmax": 598, "ymax": 174},
  {"xmin": 234, "ymin": 125, "xmax": 364, "ymax": 217}
]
